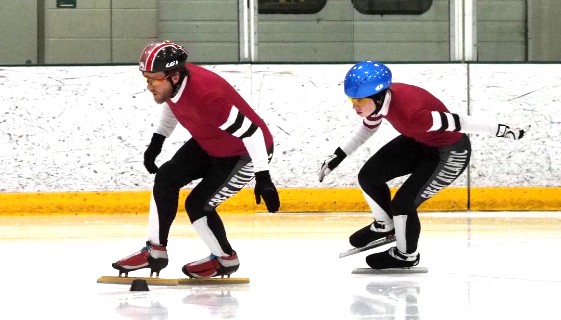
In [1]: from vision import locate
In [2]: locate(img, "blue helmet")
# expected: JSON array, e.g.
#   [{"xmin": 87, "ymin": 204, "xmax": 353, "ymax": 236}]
[{"xmin": 344, "ymin": 61, "xmax": 392, "ymax": 98}]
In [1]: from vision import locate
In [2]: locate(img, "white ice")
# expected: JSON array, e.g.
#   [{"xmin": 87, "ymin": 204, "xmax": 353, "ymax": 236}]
[{"xmin": 2, "ymin": 211, "xmax": 561, "ymax": 320}]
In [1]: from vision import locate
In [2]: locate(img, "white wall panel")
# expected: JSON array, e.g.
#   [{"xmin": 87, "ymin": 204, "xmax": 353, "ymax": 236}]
[{"xmin": 1, "ymin": 63, "xmax": 557, "ymax": 192}]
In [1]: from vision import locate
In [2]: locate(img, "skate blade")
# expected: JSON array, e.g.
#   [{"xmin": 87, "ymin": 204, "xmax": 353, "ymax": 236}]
[
  {"xmin": 97, "ymin": 276, "xmax": 250, "ymax": 286},
  {"xmin": 339, "ymin": 235, "xmax": 396, "ymax": 258},
  {"xmin": 352, "ymin": 267, "xmax": 428, "ymax": 274}
]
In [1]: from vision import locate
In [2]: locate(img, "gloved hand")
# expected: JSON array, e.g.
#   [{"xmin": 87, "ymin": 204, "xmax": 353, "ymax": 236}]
[
  {"xmin": 496, "ymin": 124, "xmax": 530, "ymax": 140},
  {"xmin": 254, "ymin": 170, "xmax": 280, "ymax": 213},
  {"xmin": 318, "ymin": 147, "xmax": 347, "ymax": 182},
  {"xmin": 143, "ymin": 133, "xmax": 166, "ymax": 174}
]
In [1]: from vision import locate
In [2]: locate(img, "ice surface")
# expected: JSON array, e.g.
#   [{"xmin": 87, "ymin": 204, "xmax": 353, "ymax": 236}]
[{"xmin": 1, "ymin": 211, "xmax": 561, "ymax": 320}]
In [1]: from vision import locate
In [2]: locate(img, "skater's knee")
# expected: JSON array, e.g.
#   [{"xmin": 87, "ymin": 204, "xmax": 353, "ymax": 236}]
[
  {"xmin": 185, "ymin": 194, "xmax": 214, "ymax": 222},
  {"xmin": 357, "ymin": 170, "xmax": 384, "ymax": 190},
  {"xmin": 357, "ymin": 168, "xmax": 370, "ymax": 187},
  {"xmin": 154, "ymin": 162, "xmax": 176, "ymax": 187}
]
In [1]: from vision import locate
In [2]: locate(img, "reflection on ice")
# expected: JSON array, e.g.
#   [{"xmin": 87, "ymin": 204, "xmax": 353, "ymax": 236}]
[
  {"xmin": 350, "ymin": 281, "xmax": 421, "ymax": 319},
  {"xmin": 106, "ymin": 287, "xmax": 243, "ymax": 320},
  {"xmin": 183, "ymin": 290, "xmax": 240, "ymax": 319},
  {"xmin": 115, "ymin": 299, "xmax": 169, "ymax": 320}
]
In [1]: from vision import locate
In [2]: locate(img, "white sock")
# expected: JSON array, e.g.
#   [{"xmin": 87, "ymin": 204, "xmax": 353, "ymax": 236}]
[
  {"xmin": 362, "ymin": 190, "xmax": 392, "ymax": 227},
  {"xmin": 192, "ymin": 216, "xmax": 227, "ymax": 257}
]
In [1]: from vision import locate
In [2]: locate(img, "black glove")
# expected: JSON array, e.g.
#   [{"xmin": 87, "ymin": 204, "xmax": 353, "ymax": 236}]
[
  {"xmin": 254, "ymin": 170, "xmax": 280, "ymax": 213},
  {"xmin": 143, "ymin": 133, "xmax": 166, "ymax": 174},
  {"xmin": 318, "ymin": 147, "xmax": 347, "ymax": 182},
  {"xmin": 496, "ymin": 124, "xmax": 530, "ymax": 140}
]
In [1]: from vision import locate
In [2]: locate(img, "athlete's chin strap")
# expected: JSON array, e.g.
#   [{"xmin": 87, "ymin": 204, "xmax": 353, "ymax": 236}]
[
  {"xmin": 372, "ymin": 102, "xmax": 383, "ymax": 116},
  {"xmin": 368, "ymin": 89, "xmax": 387, "ymax": 116},
  {"xmin": 167, "ymin": 68, "xmax": 189, "ymax": 98}
]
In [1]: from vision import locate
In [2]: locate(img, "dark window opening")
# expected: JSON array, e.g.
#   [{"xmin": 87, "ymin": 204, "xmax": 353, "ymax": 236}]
[
  {"xmin": 258, "ymin": 0, "xmax": 327, "ymax": 14},
  {"xmin": 352, "ymin": 0, "xmax": 432, "ymax": 15}
]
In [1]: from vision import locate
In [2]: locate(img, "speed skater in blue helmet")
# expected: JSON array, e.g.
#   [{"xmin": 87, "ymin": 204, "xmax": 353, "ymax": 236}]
[
  {"xmin": 344, "ymin": 61, "xmax": 392, "ymax": 98},
  {"xmin": 344, "ymin": 61, "xmax": 392, "ymax": 114}
]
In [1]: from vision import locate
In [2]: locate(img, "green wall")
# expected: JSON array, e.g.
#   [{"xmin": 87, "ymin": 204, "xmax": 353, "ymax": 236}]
[
  {"xmin": 0, "ymin": 0, "xmax": 560, "ymax": 64},
  {"xmin": 0, "ymin": 0, "xmax": 38, "ymax": 64}
]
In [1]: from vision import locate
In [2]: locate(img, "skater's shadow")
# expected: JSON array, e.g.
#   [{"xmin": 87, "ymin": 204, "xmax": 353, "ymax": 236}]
[
  {"xmin": 350, "ymin": 280, "xmax": 421, "ymax": 319},
  {"xmin": 183, "ymin": 290, "xmax": 240, "ymax": 319}
]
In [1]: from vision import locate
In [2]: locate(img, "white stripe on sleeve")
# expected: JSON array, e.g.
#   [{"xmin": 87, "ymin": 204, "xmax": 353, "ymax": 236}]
[
  {"xmin": 242, "ymin": 127, "xmax": 269, "ymax": 173},
  {"xmin": 341, "ymin": 123, "xmax": 378, "ymax": 156}
]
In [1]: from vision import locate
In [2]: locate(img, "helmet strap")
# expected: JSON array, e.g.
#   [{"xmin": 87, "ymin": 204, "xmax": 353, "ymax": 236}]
[
  {"xmin": 372, "ymin": 103, "xmax": 382, "ymax": 115},
  {"xmin": 167, "ymin": 67, "xmax": 189, "ymax": 98},
  {"xmin": 368, "ymin": 89, "xmax": 387, "ymax": 115}
]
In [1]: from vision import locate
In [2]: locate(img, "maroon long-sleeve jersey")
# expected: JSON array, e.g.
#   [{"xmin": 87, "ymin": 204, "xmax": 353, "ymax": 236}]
[
  {"xmin": 364, "ymin": 83, "xmax": 463, "ymax": 147},
  {"xmin": 165, "ymin": 64, "xmax": 274, "ymax": 159}
]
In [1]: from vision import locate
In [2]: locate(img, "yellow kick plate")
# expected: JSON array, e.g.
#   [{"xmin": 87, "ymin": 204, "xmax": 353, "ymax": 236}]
[{"xmin": 97, "ymin": 276, "xmax": 250, "ymax": 285}]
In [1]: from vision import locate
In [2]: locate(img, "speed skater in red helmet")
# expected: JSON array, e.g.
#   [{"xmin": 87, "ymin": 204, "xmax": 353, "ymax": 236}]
[{"xmin": 112, "ymin": 40, "xmax": 280, "ymax": 279}]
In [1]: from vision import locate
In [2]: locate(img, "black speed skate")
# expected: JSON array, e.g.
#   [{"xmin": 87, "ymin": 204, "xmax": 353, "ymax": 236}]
[
  {"xmin": 350, "ymin": 221, "xmax": 395, "ymax": 248},
  {"xmin": 366, "ymin": 247, "xmax": 420, "ymax": 270},
  {"xmin": 112, "ymin": 241, "xmax": 168, "ymax": 277}
]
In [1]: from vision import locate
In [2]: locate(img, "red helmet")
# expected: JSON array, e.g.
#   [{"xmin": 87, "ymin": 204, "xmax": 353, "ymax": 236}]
[{"xmin": 138, "ymin": 40, "xmax": 188, "ymax": 72}]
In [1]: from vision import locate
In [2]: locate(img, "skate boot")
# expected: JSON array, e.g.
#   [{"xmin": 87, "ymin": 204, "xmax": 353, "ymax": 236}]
[
  {"xmin": 182, "ymin": 251, "xmax": 240, "ymax": 279},
  {"xmin": 365, "ymin": 247, "xmax": 420, "ymax": 270},
  {"xmin": 349, "ymin": 221, "xmax": 395, "ymax": 248},
  {"xmin": 112, "ymin": 241, "xmax": 168, "ymax": 277}
]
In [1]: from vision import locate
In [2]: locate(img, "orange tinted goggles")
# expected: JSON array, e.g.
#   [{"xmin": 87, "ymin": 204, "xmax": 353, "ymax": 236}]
[
  {"xmin": 348, "ymin": 97, "xmax": 371, "ymax": 107},
  {"xmin": 145, "ymin": 74, "xmax": 171, "ymax": 86}
]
